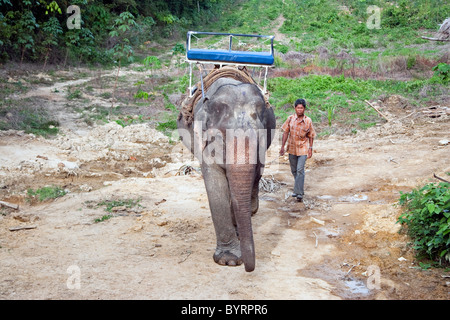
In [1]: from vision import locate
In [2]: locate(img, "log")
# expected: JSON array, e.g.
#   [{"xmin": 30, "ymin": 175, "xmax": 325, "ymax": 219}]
[
  {"xmin": 434, "ymin": 174, "xmax": 450, "ymax": 184},
  {"xmin": 421, "ymin": 36, "xmax": 450, "ymax": 42},
  {"xmin": 0, "ymin": 200, "xmax": 19, "ymax": 210},
  {"xmin": 421, "ymin": 18, "xmax": 450, "ymax": 41}
]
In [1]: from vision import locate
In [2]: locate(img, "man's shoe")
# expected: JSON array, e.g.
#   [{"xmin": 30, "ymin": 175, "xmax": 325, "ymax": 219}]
[
  {"xmin": 296, "ymin": 196, "xmax": 303, "ymax": 202},
  {"xmin": 292, "ymin": 193, "xmax": 298, "ymax": 197}
]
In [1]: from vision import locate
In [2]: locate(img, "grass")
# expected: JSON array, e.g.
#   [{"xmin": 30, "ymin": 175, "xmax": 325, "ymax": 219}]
[
  {"xmin": 94, "ymin": 198, "xmax": 143, "ymax": 223},
  {"xmin": 94, "ymin": 215, "xmax": 113, "ymax": 223},
  {"xmin": 268, "ymin": 72, "xmax": 448, "ymax": 133},
  {"xmin": 208, "ymin": 0, "xmax": 449, "ymax": 74},
  {"xmin": 97, "ymin": 198, "xmax": 143, "ymax": 212},
  {"xmin": 27, "ymin": 185, "xmax": 67, "ymax": 202},
  {"xmin": 66, "ymin": 87, "xmax": 83, "ymax": 100},
  {"xmin": 0, "ymin": 99, "xmax": 60, "ymax": 137}
]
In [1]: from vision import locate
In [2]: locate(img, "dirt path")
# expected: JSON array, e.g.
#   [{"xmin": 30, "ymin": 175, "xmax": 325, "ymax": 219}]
[{"xmin": 0, "ymin": 67, "xmax": 449, "ymax": 300}]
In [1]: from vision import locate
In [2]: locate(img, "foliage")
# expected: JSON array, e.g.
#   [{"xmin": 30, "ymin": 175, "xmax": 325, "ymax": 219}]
[
  {"xmin": 143, "ymin": 55, "xmax": 162, "ymax": 71},
  {"xmin": 397, "ymin": 182, "xmax": 450, "ymax": 265},
  {"xmin": 156, "ymin": 119, "xmax": 178, "ymax": 135},
  {"xmin": 0, "ymin": 0, "xmax": 233, "ymax": 65},
  {"xmin": 432, "ymin": 63, "xmax": 450, "ymax": 84},
  {"xmin": 115, "ymin": 115, "xmax": 145, "ymax": 127},
  {"xmin": 172, "ymin": 42, "xmax": 186, "ymax": 56},
  {"xmin": 27, "ymin": 185, "xmax": 67, "ymax": 202},
  {"xmin": 267, "ymin": 72, "xmax": 447, "ymax": 132},
  {"xmin": 109, "ymin": 11, "xmax": 137, "ymax": 65}
]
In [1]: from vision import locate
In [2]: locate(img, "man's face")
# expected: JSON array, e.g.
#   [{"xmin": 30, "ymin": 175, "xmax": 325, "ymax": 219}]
[{"xmin": 295, "ymin": 104, "xmax": 305, "ymax": 117}]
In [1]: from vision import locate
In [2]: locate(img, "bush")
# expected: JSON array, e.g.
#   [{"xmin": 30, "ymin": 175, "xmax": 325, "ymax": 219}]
[
  {"xmin": 432, "ymin": 63, "xmax": 450, "ymax": 84},
  {"xmin": 397, "ymin": 181, "xmax": 450, "ymax": 265}
]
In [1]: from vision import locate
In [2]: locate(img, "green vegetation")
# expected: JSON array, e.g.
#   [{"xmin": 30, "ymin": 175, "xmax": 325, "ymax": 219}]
[
  {"xmin": 268, "ymin": 72, "xmax": 447, "ymax": 133},
  {"xmin": 97, "ymin": 198, "xmax": 142, "ymax": 212},
  {"xmin": 1, "ymin": 0, "xmax": 448, "ymax": 138},
  {"xmin": 94, "ymin": 198, "xmax": 143, "ymax": 223},
  {"xmin": 0, "ymin": 0, "xmax": 234, "ymax": 65},
  {"xmin": 0, "ymin": 99, "xmax": 59, "ymax": 137},
  {"xmin": 433, "ymin": 63, "xmax": 450, "ymax": 84},
  {"xmin": 94, "ymin": 214, "xmax": 113, "ymax": 223},
  {"xmin": 397, "ymin": 180, "xmax": 450, "ymax": 266},
  {"xmin": 215, "ymin": 0, "xmax": 448, "ymax": 51},
  {"xmin": 27, "ymin": 185, "xmax": 67, "ymax": 202}
]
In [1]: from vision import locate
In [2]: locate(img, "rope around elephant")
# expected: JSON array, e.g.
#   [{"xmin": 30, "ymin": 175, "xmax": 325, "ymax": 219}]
[{"xmin": 178, "ymin": 65, "xmax": 271, "ymax": 126}]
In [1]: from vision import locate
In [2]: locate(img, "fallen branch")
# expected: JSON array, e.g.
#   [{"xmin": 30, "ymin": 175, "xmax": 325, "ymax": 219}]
[
  {"xmin": 397, "ymin": 111, "xmax": 416, "ymax": 121},
  {"xmin": 433, "ymin": 174, "xmax": 450, "ymax": 184},
  {"xmin": 0, "ymin": 200, "xmax": 19, "ymax": 210},
  {"xmin": 178, "ymin": 250, "xmax": 192, "ymax": 264},
  {"xmin": 313, "ymin": 232, "xmax": 318, "ymax": 248},
  {"xmin": 9, "ymin": 225, "xmax": 37, "ymax": 232},
  {"xmin": 346, "ymin": 262, "xmax": 360, "ymax": 276},
  {"xmin": 421, "ymin": 36, "xmax": 450, "ymax": 42},
  {"xmin": 364, "ymin": 100, "xmax": 389, "ymax": 122}
]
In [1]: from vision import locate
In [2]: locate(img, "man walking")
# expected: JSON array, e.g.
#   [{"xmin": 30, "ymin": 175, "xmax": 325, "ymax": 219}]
[{"xmin": 279, "ymin": 99, "xmax": 316, "ymax": 202}]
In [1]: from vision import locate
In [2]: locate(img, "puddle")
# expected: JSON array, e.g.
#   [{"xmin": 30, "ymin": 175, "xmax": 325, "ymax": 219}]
[
  {"xmin": 343, "ymin": 277, "xmax": 370, "ymax": 296},
  {"xmin": 317, "ymin": 195, "xmax": 335, "ymax": 201},
  {"xmin": 338, "ymin": 194, "xmax": 369, "ymax": 203},
  {"xmin": 317, "ymin": 194, "xmax": 369, "ymax": 203}
]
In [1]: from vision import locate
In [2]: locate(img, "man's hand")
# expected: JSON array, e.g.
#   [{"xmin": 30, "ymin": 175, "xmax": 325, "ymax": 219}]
[
  {"xmin": 279, "ymin": 146, "xmax": 285, "ymax": 156},
  {"xmin": 307, "ymin": 148, "xmax": 313, "ymax": 159}
]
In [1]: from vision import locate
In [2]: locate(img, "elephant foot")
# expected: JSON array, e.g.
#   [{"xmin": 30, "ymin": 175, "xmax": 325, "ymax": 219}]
[{"xmin": 213, "ymin": 248, "xmax": 243, "ymax": 267}]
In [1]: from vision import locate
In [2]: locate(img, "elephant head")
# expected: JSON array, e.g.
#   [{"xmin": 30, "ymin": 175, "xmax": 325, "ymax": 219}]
[{"xmin": 178, "ymin": 77, "xmax": 275, "ymax": 272}]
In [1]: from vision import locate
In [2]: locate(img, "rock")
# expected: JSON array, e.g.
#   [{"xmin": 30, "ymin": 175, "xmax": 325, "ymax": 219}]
[
  {"xmin": 271, "ymin": 250, "xmax": 281, "ymax": 257},
  {"xmin": 12, "ymin": 213, "xmax": 39, "ymax": 223},
  {"xmin": 79, "ymin": 184, "xmax": 92, "ymax": 192},
  {"xmin": 439, "ymin": 139, "xmax": 449, "ymax": 146},
  {"xmin": 310, "ymin": 217, "xmax": 325, "ymax": 226},
  {"xmin": 110, "ymin": 206, "xmax": 127, "ymax": 212}
]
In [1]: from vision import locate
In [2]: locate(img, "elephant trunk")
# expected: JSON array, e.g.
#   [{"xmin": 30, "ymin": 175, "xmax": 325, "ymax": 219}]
[{"xmin": 227, "ymin": 164, "xmax": 256, "ymax": 272}]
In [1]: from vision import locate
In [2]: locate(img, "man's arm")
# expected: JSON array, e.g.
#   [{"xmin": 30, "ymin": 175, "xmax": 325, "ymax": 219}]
[
  {"xmin": 308, "ymin": 136, "xmax": 314, "ymax": 159},
  {"xmin": 307, "ymin": 118, "xmax": 316, "ymax": 159},
  {"xmin": 279, "ymin": 116, "xmax": 291, "ymax": 156},
  {"xmin": 280, "ymin": 131, "xmax": 289, "ymax": 156}
]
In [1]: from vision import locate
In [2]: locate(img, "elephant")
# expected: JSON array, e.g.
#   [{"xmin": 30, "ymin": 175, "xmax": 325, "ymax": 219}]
[{"xmin": 177, "ymin": 76, "xmax": 276, "ymax": 272}]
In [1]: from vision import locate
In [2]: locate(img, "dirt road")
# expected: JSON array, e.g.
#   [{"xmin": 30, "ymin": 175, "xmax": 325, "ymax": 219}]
[{"xmin": 0, "ymin": 66, "xmax": 449, "ymax": 300}]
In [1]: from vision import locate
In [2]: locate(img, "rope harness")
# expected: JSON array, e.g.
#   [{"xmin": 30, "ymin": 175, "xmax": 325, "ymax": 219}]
[{"xmin": 178, "ymin": 65, "xmax": 270, "ymax": 126}]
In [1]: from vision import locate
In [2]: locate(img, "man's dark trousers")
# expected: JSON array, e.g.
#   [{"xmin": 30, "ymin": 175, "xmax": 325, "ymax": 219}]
[{"xmin": 289, "ymin": 154, "xmax": 307, "ymax": 197}]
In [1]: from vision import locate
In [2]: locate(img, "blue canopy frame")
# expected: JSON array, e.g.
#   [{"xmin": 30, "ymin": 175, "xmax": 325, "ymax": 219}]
[{"xmin": 186, "ymin": 31, "xmax": 275, "ymax": 97}]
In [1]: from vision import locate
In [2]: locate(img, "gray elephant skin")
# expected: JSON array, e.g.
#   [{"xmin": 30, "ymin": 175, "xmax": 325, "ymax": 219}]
[{"xmin": 177, "ymin": 78, "xmax": 276, "ymax": 272}]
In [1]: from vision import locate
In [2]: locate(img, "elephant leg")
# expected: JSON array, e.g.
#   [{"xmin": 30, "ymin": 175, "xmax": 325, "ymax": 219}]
[{"xmin": 201, "ymin": 163, "xmax": 242, "ymax": 267}]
